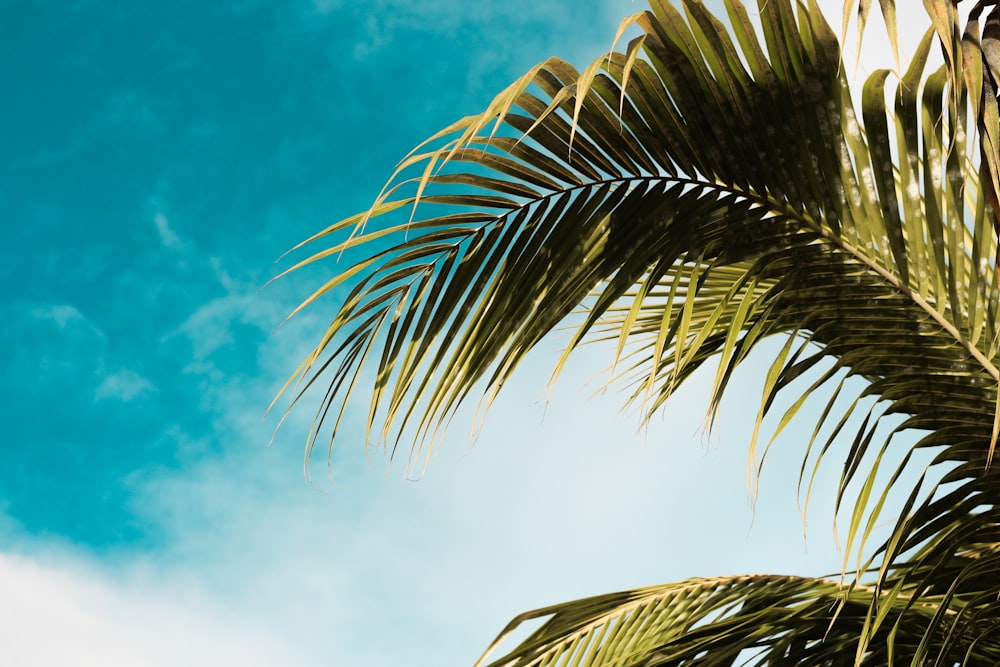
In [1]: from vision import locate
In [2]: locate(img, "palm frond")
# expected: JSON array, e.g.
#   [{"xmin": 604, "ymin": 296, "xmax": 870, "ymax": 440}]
[
  {"xmin": 474, "ymin": 568, "xmax": 1000, "ymax": 666},
  {"xmin": 276, "ymin": 0, "xmax": 1000, "ymax": 663}
]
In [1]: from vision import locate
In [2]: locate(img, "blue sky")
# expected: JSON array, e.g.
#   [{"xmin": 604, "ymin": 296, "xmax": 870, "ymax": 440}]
[{"xmin": 0, "ymin": 1, "xmax": 935, "ymax": 665}]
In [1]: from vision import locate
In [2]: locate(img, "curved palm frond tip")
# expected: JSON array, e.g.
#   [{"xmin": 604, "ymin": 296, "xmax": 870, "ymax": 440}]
[{"xmin": 276, "ymin": 0, "xmax": 1000, "ymax": 664}]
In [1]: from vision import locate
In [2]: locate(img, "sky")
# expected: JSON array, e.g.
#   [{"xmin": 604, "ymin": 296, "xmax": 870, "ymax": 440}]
[{"xmin": 0, "ymin": 1, "xmax": 938, "ymax": 665}]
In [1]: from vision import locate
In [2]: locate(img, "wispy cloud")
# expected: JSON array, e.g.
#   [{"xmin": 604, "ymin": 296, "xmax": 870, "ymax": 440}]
[
  {"xmin": 30, "ymin": 303, "xmax": 91, "ymax": 329},
  {"xmin": 6, "ymin": 302, "xmax": 106, "ymax": 387},
  {"xmin": 153, "ymin": 212, "xmax": 182, "ymax": 250},
  {"xmin": 95, "ymin": 369, "xmax": 155, "ymax": 401}
]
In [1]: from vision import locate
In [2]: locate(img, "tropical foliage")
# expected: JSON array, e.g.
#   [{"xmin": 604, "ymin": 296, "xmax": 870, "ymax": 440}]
[{"xmin": 276, "ymin": 0, "xmax": 1000, "ymax": 663}]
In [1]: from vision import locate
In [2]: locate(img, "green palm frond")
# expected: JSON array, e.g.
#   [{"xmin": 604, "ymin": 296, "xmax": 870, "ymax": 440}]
[
  {"xmin": 276, "ymin": 0, "xmax": 1000, "ymax": 663},
  {"xmin": 474, "ymin": 568, "xmax": 1000, "ymax": 666}
]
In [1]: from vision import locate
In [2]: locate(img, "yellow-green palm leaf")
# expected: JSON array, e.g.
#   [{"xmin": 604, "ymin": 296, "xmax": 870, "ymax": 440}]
[{"xmin": 276, "ymin": 0, "xmax": 1000, "ymax": 663}]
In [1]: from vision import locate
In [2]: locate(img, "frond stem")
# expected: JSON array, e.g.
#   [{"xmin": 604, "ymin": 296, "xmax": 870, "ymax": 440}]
[
  {"xmin": 484, "ymin": 171, "xmax": 999, "ymax": 383},
  {"xmin": 407, "ymin": 169, "xmax": 999, "ymax": 384},
  {"xmin": 761, "ymin": 200, "xmax": 1000, "ymax": 384}
]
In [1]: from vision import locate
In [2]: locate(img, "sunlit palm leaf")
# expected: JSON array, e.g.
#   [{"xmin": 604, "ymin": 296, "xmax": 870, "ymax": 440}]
[
  {"xmin": 474, "ymin": 569, "xmax": 1000, "ymax": 666},
  {"xmin": 277, "ymin": 0, "xmax": 1000, "ymax": 663}
]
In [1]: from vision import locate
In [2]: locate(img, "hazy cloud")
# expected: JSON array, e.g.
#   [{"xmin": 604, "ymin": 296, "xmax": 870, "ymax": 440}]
[
  {"xmin": 95, "ymin": 370, "xmax": 155, "ymax": 401},
  {"xmin": 154, "ymin": 212, "xmax": 182, "ymax": 250}
]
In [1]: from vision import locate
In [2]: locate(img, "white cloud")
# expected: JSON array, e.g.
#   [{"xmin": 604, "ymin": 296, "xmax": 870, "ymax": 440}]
[
  {"xmin": 169, "ymin": 288, "xmax": 279, "ymax": 364},
  {"xmin": 48, "ymin": 322, "xmax": 890, "ymax": 664},
  {"xmin": 310, "ymin": 0, "xmax": 341, "ymax": 15},
  {"xmin": 154, "ymin": 212, "xmax": 182, "ymax": 250},
  {"xmin": 30, "ymin": 303, "xmax": 88, "ymax": 329},
  {"xmin": 94, "ymin": 369, "xmax": 155, "ymax": 401},
  {"xmin": 0, "ymin": 324, "xmax": 859, "ymax": 666},
  {"xmin": 0, "ymin": 551, "xmax": 307, "ymax": 667},
  {"xmin": 6, "ymin": 302, "xmax": 107, "ymax": 385}
]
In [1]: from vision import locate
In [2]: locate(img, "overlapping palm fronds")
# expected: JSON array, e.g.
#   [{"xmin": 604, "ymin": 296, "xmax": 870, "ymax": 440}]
[{"xmin": 276, "ymin": 0, "xmax": 1000, "ymax": 663}]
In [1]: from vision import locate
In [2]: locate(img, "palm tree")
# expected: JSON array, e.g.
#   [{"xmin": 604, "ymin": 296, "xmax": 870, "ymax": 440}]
[{"xmin": 275, "ymin": 0, "xmax": 1000, "ymax": 663}]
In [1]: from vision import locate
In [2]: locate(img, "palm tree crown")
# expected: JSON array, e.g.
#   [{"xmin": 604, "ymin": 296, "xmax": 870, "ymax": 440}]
[{"xmin": 275, "ymin": 0, "xmax": 1000, "ymax": 663}]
